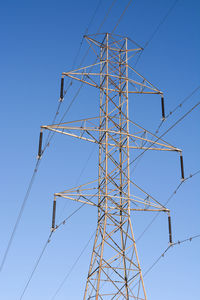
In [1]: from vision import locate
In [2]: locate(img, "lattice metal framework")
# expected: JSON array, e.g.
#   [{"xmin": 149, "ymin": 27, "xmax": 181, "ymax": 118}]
[{"xmin": 41, "ymin": 33, "xmax": 183, "ymax": 299}]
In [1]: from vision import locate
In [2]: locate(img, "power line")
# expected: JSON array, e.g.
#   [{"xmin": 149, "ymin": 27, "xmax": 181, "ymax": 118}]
[
  {"xmin": 44, "ymin": 61, "xmax": 200, "ymax": 300},
  {"xmin": 144, "ymin": 233, "xmax": 200, "ymax": 277},
  {"xmin": 0, "ymin": 0, "xmax": 110, "ymax": 274},
  {"xmin": 144, "ymin": 0, "xmax": 179, "ymax": 49},
  {"xmin": 56, "ymin": 190, "xmax": 99, "ymax": 230},
  {"xmin": 61, "ymin": 0, "xmax": 103, "ymax": 98},
  {"xmin": 112, "ymin": 0, "xmax": 133, "ymax": 33},
  {"xmin": 18, "ymin": 196, "xmax": 98, "ymax": 300},
  {"xmin": 43, "ymin": 0, "xmax": 105, "ymax": 152},
  {"xmin": 50, "ymin": 231, "xmax": 95, "ymax": 300},
  {"xmin": 20, "ymin": 66, "xmax": 199, "ymax": 300},
  {"xmin": 58, "ymin": 145, "xmax": 96, "ymax": 221},
  {"xmin": 154, "ymin": 84, "xmax": 200, "ymax": 134},
  {"xmin": 18, "ymin": 198, "xmax": 93, "ymax": 299},
  {"xmin": 165, "ymin": 85, "xmax": 200, "ymax": 119},
  {"xmin": 130, "ymin": 100, "xmax": 200, "ymax": 166},
  {"xmin": 136, "ymin": 168, "xmax": 200, "ymax": 243},
  {"xmin": 172, "ymin": 233, "xmax": 200, "ymax": 246},
  {"xmin": 13, "ymin": 2, "xmax": 199, "ymax": 297},
  {"xmin": 48, "ymin": 45, "xmax": 200, "ymax": 242},
  {"xmin": 42, "ymin": 0, "xmax": 119, "ymax": 153},
  {"xmin": 130, "ymin": 85, "xmax": 200, "ymax": 178},
  {"xmin": 19, "ymin": 232, "xmax": 53, "ymax": 300},
  {"xmin": 51, "ymin": 222, "xmax": 200, "ymax": 299},
  {"xmin": 134, "ymin": 0, "xmax": 179, "ymax": 66},
  {"xmin": 37, "ymin": 88, "xmax": 200, "ymax": 298},
  {"xmin": 131, "ymin": 232, "xmax": 200, "ymax": 289},
  {"xmin": 98, "ymin": 0, "xmax": 118, "ymax": 32},
  {"xmin": 12, "ymin": 3, "xmax": 121, "ymax": 295},
  {"xmin": 0, "ymin": 159, "xmax": 40, "ymax": 272},
  {"xmin": 104, "ymin": 167, "xmax": 200, "ymax": 286}
]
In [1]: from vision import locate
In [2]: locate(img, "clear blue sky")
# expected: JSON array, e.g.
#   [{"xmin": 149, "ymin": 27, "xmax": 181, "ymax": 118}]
[{"xmin": 0, "ymin": 0, "xmax": 200, "ymax": 299}]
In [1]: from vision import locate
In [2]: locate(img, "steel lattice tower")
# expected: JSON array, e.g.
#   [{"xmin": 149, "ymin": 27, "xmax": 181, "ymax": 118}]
[{"xmin": 41, "ymin": 33, "xmax": 183, "ymax": 299}]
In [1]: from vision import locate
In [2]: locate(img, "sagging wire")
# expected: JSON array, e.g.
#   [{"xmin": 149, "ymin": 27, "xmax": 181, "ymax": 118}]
[
  {"xmin": 111, "ymin": 0, "xmax": 134, "ymax": 34},
  {"xmin": 136, "ymin": 168, "xmax": 200, "ymax": 243},
  {"xmin": 15, "ymin": 2, "xmax": 128, "ymax": 296},
  {"xmin": 50, "ymin": 231, "xmax": 96, "ymax": 300},
  {"xmin": 41, "ymin": 0, "xmax": 119, "ymax": 155},
  {"xmin": 134, "ymin": 0, "xmax": 179, "ymax": 67},
  {"xmin": 18, "ymin": 188, "xmax": 99, "ymax": 299},
  {"xmin": 44, "ymin": 167, "xmax": 200, "ymax": 300},
  {"xmin": 15, "ymin": 2, "xmax": 200, "ymax": 298},
  {"xmin": 133, "ymin": 233, "xmax": 200, "ymax": 288},
  {"xmin": 0, "ymin": 159, "xmax": 40, "ymax": 272},
  {"xmin": 129, "ymin": 100, "xmax": 200, "ymax": 169},
  {"xmin": 154, "ymin": 84, "xmax": 200, "ymax": 134},
  {"xmin": 19, "ymin": 232, "xmax": 53, "ymax": 300},
  {"xmin": 0, "ymin": 0, "xmax": 111, "ymax": 276}
]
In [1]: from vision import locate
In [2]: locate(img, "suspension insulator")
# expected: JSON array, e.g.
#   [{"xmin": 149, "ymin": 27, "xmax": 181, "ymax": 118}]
[
  {"xmin": 52, "ymin": 199, "xmax": 56, "ymax": 230},
  {"xmin": 60, "ymin": 77, "xmax": 64, "ymax": 101},
  {"xmin": 161, "ymin": 95, "xmax": 165, "ymax": 120},
  {"xmin": 38, "ymin": 131, "xmax": 43, "ymax": 159},
  {"xmin": 168, "ymin": 215, "xmax": 172, "ymax": 244},
  {"xmin": 180, "ymin": 154, "xmax": 185, "ymax": 180}
]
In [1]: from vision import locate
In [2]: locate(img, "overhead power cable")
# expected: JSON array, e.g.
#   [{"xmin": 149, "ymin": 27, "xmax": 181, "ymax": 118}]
[
  {"xmin": 50, "ymin": 231, "xmax": 95, "ymax": 300},
  {"xmin": 154, "ymin": 84, "xmax": 200, "ymax": 134},
  {"xmin": 112, "ymin": 0, "xmax": 134, "ymax": 33},
  {"xmin": 41, "ymin": 73, "xmax": 200, "ymax": 300},
  {"xmin": 58, "ymin": 144, "xmax": 96, "ymax": 221},
  {"xmin": 13, "ymin": 2, "xmax": 198, "ymax": 297},
  {"xmin": 0, "ymin": 159, "xmax": 40, "ymax": 272},
  {"xmin": 19, "ymin": 232, "xmax": 53, "ymax": 300},
  {"xmin": 144, "ymin": 0, "xmax": 179, "ymax": 49},
  {"xmin": 18, "ymin": 214, "xmax": 96, "ymax": 300},
  {"xmin": 131, "ymin": 233, "xmax": 200, "ymax": 291},
  {"xmin": 0, "ymin": 0, "xmax": 112, "ymax": 275},
  {"xmin": 11, "ymin": 2, "xmax": 122, "ymax": 294},
  {"xmin": 136, "ymin": 168, "xmax": 200, "ymax": 243},
  {"xmin": 165, "ymin": 85, "xmax": 200, "ymax": 119},
  {"xmin": 18, "ymin": 97, "xmax": 200, "ymax": 300},
  {"xmin": 42, "ymin": 0, "xmax": 118, "ymax": 153},
  {"xmin": 134, "ymin": 0, "xmax": 179, "ymax": 66},
  {"xmin": 18, "ymin": 191, "xmax": 99, "ymax": 298},
  {"xmin": 130, "ymin": 100, "xmax": 200, "ymax": 166},
  {"xmin": 98, "ymin": 166, "xmax": 200, "ymax": 289},
  {"xmin": 131, "ymin": 84, "xmax": 200, "ymax": 178},
  {"xmin": 61, "ymin": 0, "xmax": 103, "ymax": 98},
  {"xmin": 45, "ymin": 101, "xmax": 200, "ymax": 285},
  {"xmin": 43, "ymin": 0, "xmax": 104, "ymax": 150},
  {"xmin": 140, "ymin": 233, "xmax": 200, "ymax": 281}
]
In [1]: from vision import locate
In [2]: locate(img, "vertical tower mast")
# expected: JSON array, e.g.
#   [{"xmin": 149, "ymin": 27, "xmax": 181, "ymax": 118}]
[
  {"xmin": 41, "ymin": 33, "xmax": 183, "ymax": 299},
  {"xmin": 83, "ymin": 33, "xmax": 147, "ymax": 299}
]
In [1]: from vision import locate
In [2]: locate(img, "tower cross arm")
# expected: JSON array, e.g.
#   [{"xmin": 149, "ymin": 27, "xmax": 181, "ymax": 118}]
[{"xmin": 41, "ymin": 120, "xmax": 181, "ymax": 153}]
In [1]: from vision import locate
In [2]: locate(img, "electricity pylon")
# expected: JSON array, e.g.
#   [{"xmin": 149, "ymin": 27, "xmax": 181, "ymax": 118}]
[{"xmin": 40, "ymin": 33, "xmax": 184, "ymax": 299}]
